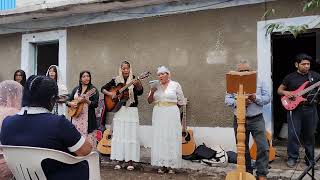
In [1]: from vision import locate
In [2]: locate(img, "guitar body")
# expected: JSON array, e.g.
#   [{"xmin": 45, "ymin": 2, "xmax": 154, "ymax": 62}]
[
  {"xmin": 68, "ymin": 100, "xmax": 85, "ymax": 118},
  {"xmin": 182, "ymin": 129, "xmax": 196, "ymax": 156},
  {"xmin": 104, "ymin": 83, "xmax": 129, "ymax": 112},
  {"xmin": 68, "ymin": 88, "xmax": 96, "ymax": 118},
  {"xmin": 281, "ymin": 81, "xmax": 309, "ymax": 110},
  {"xmin": 97, "ymin": 129, "xmax": 112, "ymax": 155},
  {"xmin": 249, "ymin": 131, "xmax": 276, "ymax": 162}
]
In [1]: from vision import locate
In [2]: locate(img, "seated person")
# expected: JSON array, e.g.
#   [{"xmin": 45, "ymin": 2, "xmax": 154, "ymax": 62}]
[{"xmin": 0, "ymin": 75, "xmax": 92, "ymax": 180}]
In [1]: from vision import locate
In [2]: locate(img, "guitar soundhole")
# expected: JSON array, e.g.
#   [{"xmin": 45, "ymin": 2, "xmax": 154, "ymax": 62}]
[
  {"xmin": 182, "ymin": 132, "xmax": 191, "ymax": 141},
  {"xmin": 107, "ymin": 135, "xmax": 112, "ymax": 140}
]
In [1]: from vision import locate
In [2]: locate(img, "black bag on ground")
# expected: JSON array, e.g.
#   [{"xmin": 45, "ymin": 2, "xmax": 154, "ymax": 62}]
[{"xmin": 182, "ymin": 143, "xmax": 217, "ymax": 160}]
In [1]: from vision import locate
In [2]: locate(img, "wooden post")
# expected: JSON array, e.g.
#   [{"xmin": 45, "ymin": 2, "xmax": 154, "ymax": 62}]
[{"xmin": 225, "ymin": 71, "xmax": 256, "ymax": 180}]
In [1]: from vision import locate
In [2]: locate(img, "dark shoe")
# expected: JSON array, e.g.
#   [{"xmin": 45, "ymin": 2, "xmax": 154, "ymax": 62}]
[{"xmin": 287, "ymin": 159, "xmax": 297, "ymax": 168}]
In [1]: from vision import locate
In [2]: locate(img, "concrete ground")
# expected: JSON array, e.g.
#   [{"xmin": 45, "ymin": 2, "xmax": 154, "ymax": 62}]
[{"xmin": 100, "ymin": 144, "xmax": 320, "ymax": 180}]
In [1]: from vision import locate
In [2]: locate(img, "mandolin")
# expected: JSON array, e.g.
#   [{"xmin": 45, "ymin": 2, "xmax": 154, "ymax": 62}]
[
  {"xmin": 104, "ymin": 71, "xmax": 151, "ymax": 112},
  {"xmin": 68, "ymin": 88, "xmax": 97, "ymax": 118},
  {"xmin": 181, "ymin": 98, "xmax": 196, "ymax": 156}
]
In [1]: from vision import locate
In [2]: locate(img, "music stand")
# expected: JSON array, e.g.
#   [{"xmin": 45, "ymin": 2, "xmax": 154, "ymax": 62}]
[{"xmin": 225, "ymin": 71, "xmax": 257, "ymax": 180}]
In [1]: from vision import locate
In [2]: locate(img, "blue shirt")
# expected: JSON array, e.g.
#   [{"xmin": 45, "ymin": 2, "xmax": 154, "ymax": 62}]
[
  {"xmin": 225, "ymin": 80, "xmax": 270, "ymax": 117},
  {"xmin": 0, "ymin": 107, "xmax": 89, "ymax": 180}
]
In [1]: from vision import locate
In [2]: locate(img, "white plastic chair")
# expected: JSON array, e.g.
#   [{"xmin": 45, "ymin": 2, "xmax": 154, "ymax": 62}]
[{"xmin": 1, "ymin": 145, "xmax": 101, "ymax": 180}]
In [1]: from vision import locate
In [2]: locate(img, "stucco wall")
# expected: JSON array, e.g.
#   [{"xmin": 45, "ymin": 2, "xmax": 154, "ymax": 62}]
[
  {"xmin": 67, "ymin": 4, "xmax": 267, "ymax": 127},
  {"xmin": 0, "ymin": 33, "xmax": 21, "ymax": 82}
]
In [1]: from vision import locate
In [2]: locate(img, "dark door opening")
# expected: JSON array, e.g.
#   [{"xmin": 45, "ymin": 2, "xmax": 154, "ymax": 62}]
[
  {"xmin": 36, "ymin": 42, "xmax": 59, "ymax": 75},
  {"xmin": 272, "ymin": 30, "xmax": 320, "ymax": 144}
]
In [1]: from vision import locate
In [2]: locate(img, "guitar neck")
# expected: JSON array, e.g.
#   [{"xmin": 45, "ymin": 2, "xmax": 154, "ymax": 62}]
[
  {"xmin": 182, "ymin": 98, "xmax": 187, "ymax": 131},
  {"xmin": 119, "ymin": 79, "xmax": 136, "ymax": 93},
  {"xmin": 298, "ymin": 81, "xmax": 320, "ymax": 96}
]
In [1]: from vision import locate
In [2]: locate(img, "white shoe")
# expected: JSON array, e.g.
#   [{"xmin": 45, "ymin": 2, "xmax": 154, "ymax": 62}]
[
  {"xmin": 127, "ymin": 165, "xmax": 134, "ymax": 171},
  {"xmin": 114, "ymin": 165, "xmax": 121, "ymax": 170}
]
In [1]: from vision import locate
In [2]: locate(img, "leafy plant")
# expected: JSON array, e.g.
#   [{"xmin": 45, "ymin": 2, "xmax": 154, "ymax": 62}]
[{"xmin": 264, "ymin": 0, "xmax": 320, "ymax": 37}]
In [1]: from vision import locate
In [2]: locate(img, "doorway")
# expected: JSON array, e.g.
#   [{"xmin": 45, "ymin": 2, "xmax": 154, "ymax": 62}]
[
  {"xmin": 36, "ymin": 42, "xmax": 59, "ymax": 75},
  {"xmin": 271, "ymin": 30, "xmax": 320, "ymax": 142}
]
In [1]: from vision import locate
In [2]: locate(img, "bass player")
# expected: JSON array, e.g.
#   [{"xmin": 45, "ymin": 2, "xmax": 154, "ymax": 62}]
[
  {"xmin": 277, "ymin": 53, "xmax": 320, "ymax": 168},
  {"xmin": 101, "ymin": 60, "xmax": 143, "ymax": 171}
]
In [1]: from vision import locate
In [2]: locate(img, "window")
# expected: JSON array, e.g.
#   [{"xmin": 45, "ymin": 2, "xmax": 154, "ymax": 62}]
[{"xmin": 0, "ymin": 0, "xmax": 16, "ymax": 11}]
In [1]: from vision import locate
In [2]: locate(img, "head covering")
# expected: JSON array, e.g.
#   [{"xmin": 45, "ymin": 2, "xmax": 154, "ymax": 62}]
[
  {"xmin": 0, "ymin": 80, "xmax": 23, "ymax": 126},
  {"xmin": 45, "ymin": 65, "xmax": 68, "ymax": 115},
  {"xmin": 157, "ymin": 66, "xmax": 170, "ymax": 75},
  {"xmin": 46, "ymin": 65, "xmax": 68, "ymax": 95},
  {"xmin": 115, "ymin": 62, "xmax": 135, "ymax": 106}
]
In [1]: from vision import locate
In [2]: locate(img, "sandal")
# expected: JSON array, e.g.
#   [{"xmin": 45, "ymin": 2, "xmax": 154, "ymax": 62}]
[
  {"xmin": 114, "ymin": 165, "xmax": 121, "ymax": 170},
  {"xmin": 127, "ymin": 165, "xmax": 134, "ymax": 171}
]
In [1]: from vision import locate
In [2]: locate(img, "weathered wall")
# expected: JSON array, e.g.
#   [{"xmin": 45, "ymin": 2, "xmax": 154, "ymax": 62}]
[
  {"xmin": 0, "ymin": 33, "xmax": 21, "ymax": 82},
  {"xmin": 67, "ymin": 3, "xmax": 267, "ymax": 127},
  {"xmin": 0, "ymin": 0, "xmax": 318, "ymax": 128}
]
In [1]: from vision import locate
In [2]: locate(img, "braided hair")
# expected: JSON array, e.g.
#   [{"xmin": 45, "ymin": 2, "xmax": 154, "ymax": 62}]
[{"xmin": 22, "ymin": 75, "xmax": 58, "ymax": 110}]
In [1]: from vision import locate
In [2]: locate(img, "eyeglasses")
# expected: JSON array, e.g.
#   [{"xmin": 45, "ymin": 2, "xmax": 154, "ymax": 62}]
[{"xmin": 239, "ymin": 70, "xmax": 249, "ymax": 72}]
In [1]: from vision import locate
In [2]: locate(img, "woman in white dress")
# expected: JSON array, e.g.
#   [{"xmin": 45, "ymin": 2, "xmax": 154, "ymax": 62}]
[
  {"xmin": 101, "ymin": 61, "xmax": 143, "ymax": 171},
  {"xmin": 46, "ymin": 65, "xmax": 68, "ymax": 115},
  {"xmin": 148, "ymin": 66, "xmax": 186, "ymax": 174}
]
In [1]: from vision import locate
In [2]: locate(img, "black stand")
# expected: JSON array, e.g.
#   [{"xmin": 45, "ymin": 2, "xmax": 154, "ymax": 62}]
[
  {"xmin": 297, "ymin": 154, "xmax": 319, "ymax": 180},
  {"xmin": 298, "ymin": 87, "xmax": 320, "ymax": 180}
]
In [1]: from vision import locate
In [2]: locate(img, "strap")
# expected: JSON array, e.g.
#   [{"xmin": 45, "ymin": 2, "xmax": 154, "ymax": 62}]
[{"xmin": 308, "ymin": 71, "xmax": 314, "ymax": 83}]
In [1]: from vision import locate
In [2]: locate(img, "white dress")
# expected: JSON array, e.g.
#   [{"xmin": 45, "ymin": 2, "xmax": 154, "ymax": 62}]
[
  {"xmin": 151, "ymin": 80, "xmax": 186, "ymax": 168},
  {"xmin": 110, "ymin": 106, "xmax": 140, "ymax": 162}
]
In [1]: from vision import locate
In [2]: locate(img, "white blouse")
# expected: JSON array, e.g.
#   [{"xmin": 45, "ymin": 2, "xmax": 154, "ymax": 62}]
[{"xmin": 153, "ymin": 80, "xmax": 186, "ymax": 105}]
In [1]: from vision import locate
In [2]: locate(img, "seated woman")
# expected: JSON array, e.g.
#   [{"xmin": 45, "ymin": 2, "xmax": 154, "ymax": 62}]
[
  {"xmin": 0, "ymin": 80, "xmax": 23, "ymax": 179},
  {"xmin": 0, "ymin": 75, "xmax": 92, "ymax": 180}
]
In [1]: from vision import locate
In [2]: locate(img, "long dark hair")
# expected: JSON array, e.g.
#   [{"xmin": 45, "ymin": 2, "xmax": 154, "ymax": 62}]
[
  {"xmin": 22, "ymin": 75, "xmax": 58, "ymax": 110},
  {"xmin": 78, "ymin": 70, "xmax": 92, "ymax": 96},
  {"xmin": 14, "ymin": 69, "xmax": 27, "ymax": 87},
  {"xmin": 48, "ymin": 66, "xmax": 58, "ymax": 82}
]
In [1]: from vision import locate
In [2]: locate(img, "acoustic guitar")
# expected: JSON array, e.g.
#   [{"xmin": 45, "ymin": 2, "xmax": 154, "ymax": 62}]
[
  {"xmin": 68, "ymin": 88, "xmax": 97, "ymax": 118},
  {"xmin": 104, "ymin": 71, "xmax": 151, "ymax": 112},
  {"xmin": 281, "ymin": 80, "xmax": 320, "ymax": 110},
  {"xmin": 97, "ymin": 128, "xmax": 112, "ymax": 155},
  {"xmin": 181, "ymin": 98, "xmax": 196, "ymax": 156},
  {"xmin": 249, "ymin": 131, "xmax": 276, "ymax": 162}
]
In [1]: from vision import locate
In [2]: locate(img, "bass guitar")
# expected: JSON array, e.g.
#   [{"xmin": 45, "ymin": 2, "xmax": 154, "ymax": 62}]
[
  {"xmin": 181, "ymin": 98, "xmax": 196, "ymax": 156},
  {"xmin": 281, "ymin": 81, "xmax": 320, "ymax": 110},
  {"xmin": 68, "ymin": 88, "xmax": 96, "ymax": 118},
  {"xmin": 104, "ymin": 71, "xmax": 151, "ymax": 112}
]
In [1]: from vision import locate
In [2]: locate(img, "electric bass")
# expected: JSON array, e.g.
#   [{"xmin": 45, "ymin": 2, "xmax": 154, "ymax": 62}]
[{"xmin": 281, "ymin": 81, "xmax": 320, "ymax": 110}]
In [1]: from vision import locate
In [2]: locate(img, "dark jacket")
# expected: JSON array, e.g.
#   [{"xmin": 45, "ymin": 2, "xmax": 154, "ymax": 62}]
[{"xmin": 67, "ymin": 85, "xmax": 99, "ymax": 133}]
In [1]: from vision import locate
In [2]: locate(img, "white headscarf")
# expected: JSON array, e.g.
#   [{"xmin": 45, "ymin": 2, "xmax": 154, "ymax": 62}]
[
  {"xmin": 157, "ymin": 66, "xmax": 170, "ymax": 75},
  {"xmin": 115, "ymin": 62, "xmax": 135, "ymax": 106},
  {"xmin": 0, "ymin": 80, "xmax": 22, "ymax": 127},
  {"xmin": 46, "ymin": 65, "xmax": 68, "ymax": 115},
  {"xmin": 45, "ymin": 65, "xmax": 68, "ymax": 96}
]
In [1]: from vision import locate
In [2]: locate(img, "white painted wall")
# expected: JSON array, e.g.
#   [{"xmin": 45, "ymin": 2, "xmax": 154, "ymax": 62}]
[
  {"xmin": 139, "ymin": 126, "xmax": 237, "ymax": 151},
  {"xmin": 16, "ymin": 0, "xmax": 97, "ymax": 8}
]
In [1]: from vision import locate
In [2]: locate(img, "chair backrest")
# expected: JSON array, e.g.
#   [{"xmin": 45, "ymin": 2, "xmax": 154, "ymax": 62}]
[{"xmin": 1, "ymin": 145, "xmax": 101, "ymax": 180}]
